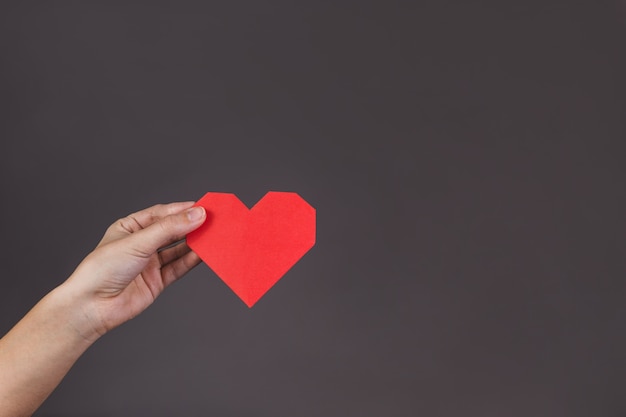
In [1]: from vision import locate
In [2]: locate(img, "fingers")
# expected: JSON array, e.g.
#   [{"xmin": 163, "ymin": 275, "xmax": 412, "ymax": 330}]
[
  {"xmin": 99, "ymin": 202, "xmax": 197, "ymax": 247},
  {"xmin": 157, "ymin": 240, "xmax": 192, "ymax": 266},
  {"xmin": 161, "ymin": 250, "xmax": 202, "ymax": 288},
  {"xmin": 123, "ymin": 202, "xmax": 197, "ymax": 231},
  {"xmin": 124, "ymin": 206, "xmax": 206, "ymax": 258}
]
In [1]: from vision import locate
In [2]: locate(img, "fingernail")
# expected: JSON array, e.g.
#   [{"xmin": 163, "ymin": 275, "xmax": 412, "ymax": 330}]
[{"xmin": 186, "ymin": 206, "xmax": 205, "ymax": 222}]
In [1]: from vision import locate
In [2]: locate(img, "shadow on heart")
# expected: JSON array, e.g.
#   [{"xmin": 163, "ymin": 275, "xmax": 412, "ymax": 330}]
[{"xmin": 204, "ymin": 210, "xmax": 214, "ymax": 229}]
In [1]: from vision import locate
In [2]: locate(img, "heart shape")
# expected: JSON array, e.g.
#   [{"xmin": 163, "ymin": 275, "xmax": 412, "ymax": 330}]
[{"xmin": 186, "ymin": 192, "xmax": 316, "ymax": 307}]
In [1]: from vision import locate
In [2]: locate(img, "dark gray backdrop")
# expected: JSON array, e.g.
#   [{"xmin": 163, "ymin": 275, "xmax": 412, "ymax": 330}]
[{"xmin": 1, "ymin": 1, "xmax": 625, "ymax": 416}]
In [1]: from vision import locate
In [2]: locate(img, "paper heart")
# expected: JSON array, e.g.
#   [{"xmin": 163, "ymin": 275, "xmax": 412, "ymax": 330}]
[{"xmin": 186, "ymin": 192, "xmax": 316, "ymax": 307}]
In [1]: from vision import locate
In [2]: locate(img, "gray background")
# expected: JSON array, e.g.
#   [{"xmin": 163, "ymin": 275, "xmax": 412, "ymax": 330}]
[{"xmin": 1, "ymin": 1, "xmax": 625, "ymax": 416}]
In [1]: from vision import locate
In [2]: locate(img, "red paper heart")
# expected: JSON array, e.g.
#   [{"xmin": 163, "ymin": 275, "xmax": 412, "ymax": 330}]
[{"xmin": 186, "ymin": 192, "xmax": 316, "ymax": 307}]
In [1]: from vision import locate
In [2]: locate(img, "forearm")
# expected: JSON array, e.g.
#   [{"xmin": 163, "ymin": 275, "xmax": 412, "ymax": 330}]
[{"xmin": 0, "ymin": 284, "xmax": 98, "ymax": 417}]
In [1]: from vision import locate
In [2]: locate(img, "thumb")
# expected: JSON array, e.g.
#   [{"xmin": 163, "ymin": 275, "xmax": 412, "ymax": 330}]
[{"xmin": 124, "ymin": 206, "xmax": 206, "ymax": 256}]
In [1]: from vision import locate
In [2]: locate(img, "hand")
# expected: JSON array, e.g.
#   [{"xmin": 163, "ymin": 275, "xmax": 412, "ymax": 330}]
[
  {"xmin": 0, "ymin": 201, "xmax": 207, "ymax": 416},
  {"xmin": 64, "ymin": 202, "xmax": 206, "ymax": 341}
]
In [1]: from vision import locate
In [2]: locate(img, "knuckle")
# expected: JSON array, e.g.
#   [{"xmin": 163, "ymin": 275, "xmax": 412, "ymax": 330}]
[{"xmin": 105, "ymin": 218, "xmax": 124, "ymax": 233}]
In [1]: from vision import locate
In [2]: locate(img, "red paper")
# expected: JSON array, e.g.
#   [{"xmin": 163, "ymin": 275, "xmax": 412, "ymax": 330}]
[{"xmin": 186, "ymin": 192, "xmax": 316, "ymax": 307}]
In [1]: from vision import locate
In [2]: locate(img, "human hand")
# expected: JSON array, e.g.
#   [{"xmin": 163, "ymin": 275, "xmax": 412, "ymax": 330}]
[
  {"xmin": 62, "ymin": 202, "xmax": 206, "ymax": 342},
  {"xmin": 0, "ymin": 202, "xmax": 206, "ymax": 416}
]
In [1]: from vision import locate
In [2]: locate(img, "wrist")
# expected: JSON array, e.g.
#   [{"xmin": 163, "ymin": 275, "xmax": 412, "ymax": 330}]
[{"xmin": 46, "ymin": 282, "xmax": 105, "ymax": 345}]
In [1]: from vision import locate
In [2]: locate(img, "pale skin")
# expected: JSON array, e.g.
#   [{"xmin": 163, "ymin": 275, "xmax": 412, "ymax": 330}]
[{"xmin": 0, "ymin": 202, "xmax": 207, "ymax": 417}]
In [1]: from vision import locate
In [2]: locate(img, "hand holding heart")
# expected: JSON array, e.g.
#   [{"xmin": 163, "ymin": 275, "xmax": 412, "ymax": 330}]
[
  {"xmin": 64, "ymin": 202, "xmax": 206, "ymax": 341},
  {"xmin": 55, "ymin": 192, "xmax": 315, "ymax": 340},
  {"xmin": 0, "ymin": 195, "xmax": 315, "ymax": 417}
]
